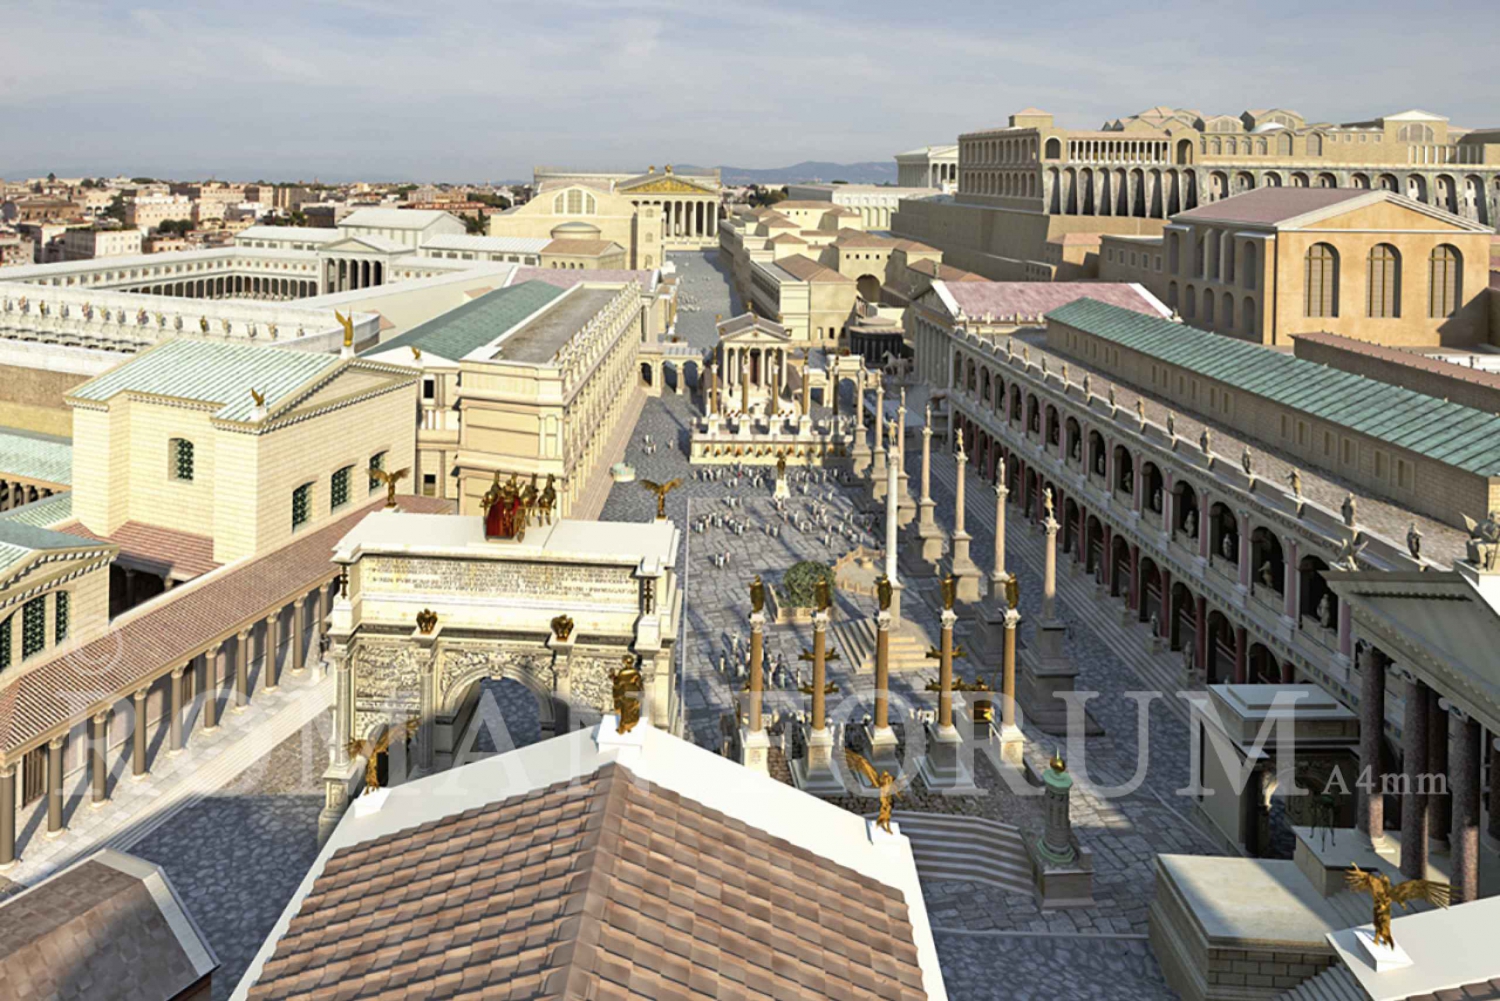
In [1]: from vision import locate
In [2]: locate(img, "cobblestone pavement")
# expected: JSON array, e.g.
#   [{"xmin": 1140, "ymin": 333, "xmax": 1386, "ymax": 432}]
[{"xmin": 667, "ymin": 249, "xmax": 743, "ymax": 351}]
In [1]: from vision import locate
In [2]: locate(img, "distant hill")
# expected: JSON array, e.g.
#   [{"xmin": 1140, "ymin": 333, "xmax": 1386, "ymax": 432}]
[{"xmin": 678, "ymin": 161, "xmax": 899, "ymax": 186}]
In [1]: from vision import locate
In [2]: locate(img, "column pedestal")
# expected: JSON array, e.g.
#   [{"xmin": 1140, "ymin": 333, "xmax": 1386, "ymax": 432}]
[
  {"xmin": 792, "ymin": 727, "xmax": 848, "ymax": 794},
  {"xmin": 741, "ymin": 728, "xmax": 770, "ymax": 775},
  {"xmin": 918, "ymin": 719, "xmax": 979, "ymax": 794}
]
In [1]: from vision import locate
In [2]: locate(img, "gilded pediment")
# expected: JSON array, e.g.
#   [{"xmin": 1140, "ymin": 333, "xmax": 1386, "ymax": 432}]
[{"xmin": 622, "ymin": 177, "xmax": 715, "ymax": 195}]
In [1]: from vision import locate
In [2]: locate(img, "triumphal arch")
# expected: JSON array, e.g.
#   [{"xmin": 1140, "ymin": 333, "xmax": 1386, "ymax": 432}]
[{"xmin": 317, "ymin": 496, "xmax": 680, "ymax": 837}]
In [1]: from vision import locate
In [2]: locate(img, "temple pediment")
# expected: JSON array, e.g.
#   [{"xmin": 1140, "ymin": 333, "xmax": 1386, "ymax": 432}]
[{"xmin": 619, "ymin": 176, "xmax": 716, "ymax": 196}]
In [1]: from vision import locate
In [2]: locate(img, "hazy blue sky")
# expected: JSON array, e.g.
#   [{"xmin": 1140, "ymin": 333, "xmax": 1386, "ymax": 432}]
[{"xmin": 4, "ymin": 0, "xmax": 1498, "ymax": 182}]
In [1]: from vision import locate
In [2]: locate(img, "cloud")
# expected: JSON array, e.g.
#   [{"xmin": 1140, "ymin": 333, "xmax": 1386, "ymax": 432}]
[{"xmin": 2, "ymin": 0, "xmax": 1497, "ymax": 180}]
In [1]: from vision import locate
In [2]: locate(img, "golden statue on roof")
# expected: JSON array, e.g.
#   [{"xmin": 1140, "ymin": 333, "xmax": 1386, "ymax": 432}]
[
  {"xmin": 1344, "ymin": 865, "xmax": 1449, "ymax": 949},
  {"xmin": 368, "ymin": 466, "xmax": 409, "ymax": 509},
  {"xmin": 845, "ymin": 750, "xmax": 898, "ymax": 834},
  {"xmin": 611, "ymin": 656, "xmax": 644, "ymax": 734},
  {"xmin": 347, "ymin": 718, "xmax": 419, "ymax": 794},
  {"xmin": 335, "ymin": 309, "xmax": 354, "ymax": 349}
]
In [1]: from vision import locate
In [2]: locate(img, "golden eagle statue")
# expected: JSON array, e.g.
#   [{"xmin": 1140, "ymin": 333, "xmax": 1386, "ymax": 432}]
[
  {"xmin": 346, "ymin": 718, "xmax": 419, "ymax": 794},
  {"xmin": 845, "ymin": 750, "xmax": 898, "ymax": 834},
  {"xmin": 1344, "ymin": 865, "xmax": 1450, "ymax": 949}
]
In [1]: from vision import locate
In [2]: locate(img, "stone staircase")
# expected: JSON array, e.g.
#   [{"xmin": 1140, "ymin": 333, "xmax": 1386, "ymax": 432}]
[
  {"xmin": 829, "ymin": 617, "xmax": 933, "ymax": 674},
  {"xmin": 1271, "ymin": 964, "xmax": 1363, "ymax": 1001},
  {"xmin": 887, "ymin": 810, "xmax": 1034, "ymax": 895}
]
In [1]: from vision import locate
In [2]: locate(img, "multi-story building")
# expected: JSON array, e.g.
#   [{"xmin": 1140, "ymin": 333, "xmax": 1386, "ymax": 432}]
[
  {"xmin": 1098, "ymin": 187, "xmax": 1493, "ymax": 348},
  {"xmin": 362, "ymin": 273, "xmax": 668, "ymax": 520},
  {"xmin": 518, "ymin": 164, "xmax": 722, "ymax": 255},
  {"xmin": 124, "ymin": 194, "xmax": 193, "ymax": 233},
  {"xmin": 895, "ymin": 144, "xmax": 959, "ymax": 190},
  {"xmin": 895, "ymin": 106, "xmax": 1500, "ymax": 282},
  {"xmin": 784, "ymin": 183, "xmax": 944, "ymax": 230},
  {"xmin": 57, "ymin": 227, "xmax": 143, "ymax": 261},
  {"xmin": 1, "ymin": 198, "xmax": 79, "ymax": 225}
]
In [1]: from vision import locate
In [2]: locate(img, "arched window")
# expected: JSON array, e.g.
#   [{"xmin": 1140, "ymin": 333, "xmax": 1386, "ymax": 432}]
[
  {"xmin": 1308, "ymin": 133, "xmax": 1324, "ymax": 156},
  {"xmin": 170, "ymin": 438, "xmax": 194, "ymax": 481},
  {"xmin": 1277, "ymin": 132, "xmax": 1292, "ymax": 156},
  {"xmin": 1304, "ymin": 243, "xmax": 1339, "ymax": 318},
  {"xmin": 1045, "ymin": 138, "xmax": 1061, "ymax": 159},
  {"xmin": 1366, "ymin": 244, "xmax": 1401, "ymax": 318},
  {"xmin": 1428, "ymin": 245, "xmax": 1462, "ymax": 318},
  {"xmin": 1242, "ymin": 241, "xmax": 1258, "ymax": 290}
]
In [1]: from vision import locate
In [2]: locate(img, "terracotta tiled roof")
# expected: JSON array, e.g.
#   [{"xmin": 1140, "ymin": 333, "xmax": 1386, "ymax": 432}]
[
  {"xmin": 1401, "ymin": 980, "xmax": 1500, "ymax": 1001},
  {"xmin": 775, "ymin": 254, "xmax": 854, "ymax": 283},
  {"xmin": 1294, "ymin": 331, "xmax": 1500, "ymax": 394},
  {"xmin": 55, "ymin": 520, "xmax": 219, "ymax": 580},
  {"xmin": 248, "ymin": 762, "xmax": 927, "ymax": 1001},
  {"xmin": 0, "ymin": 495, "xmax": 450, "ymax": 758},
  {"xmin": 834, "ymin": 229, "xmax": 898, "ymax": 249},
  {"xmin": 892, "ymin": 239, "xmax": 938, "ymax": 254},
  {"xmin": 0, "ymin": 849, "xmax": 217, "ymax": 1001}
]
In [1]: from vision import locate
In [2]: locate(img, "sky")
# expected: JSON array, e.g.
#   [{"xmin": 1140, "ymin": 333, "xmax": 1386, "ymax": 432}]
[{"xmin": 3, "ymin": 0, "xmax": 1498, "ymax": 183}]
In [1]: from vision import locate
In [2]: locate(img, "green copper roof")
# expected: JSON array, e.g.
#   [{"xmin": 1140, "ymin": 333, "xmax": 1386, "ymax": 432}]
[
  {"xmin": 1046, "ymin": 298, "xmax": 1500, "ymax": 477},
  {"xmin": 371, "ymin": 281, "xmax": 567, "ymax": 362},
  {"xmin": 0, "ymin": 517, "xmax": 99, "ymax": 576},
  {"xmin": 0, "ymin": 429, "xmax": 71, "ymax": 486},
  {"xmin": 0, "ymin": 491, "xmax": 72, "ymax": 528},
  {"xmin": 69, "ymin": 340, "xmax": 338, "ymax": 423}
]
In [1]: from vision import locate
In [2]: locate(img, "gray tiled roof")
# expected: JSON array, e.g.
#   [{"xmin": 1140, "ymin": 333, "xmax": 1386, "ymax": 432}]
[
  {"xmin": 1047, "ymin": 298, "xmax": 1500, "ymax": 477},
  {"xmin": 68, "ymin": 340, "xmax": 338, "ymax": 423},
  {"xmin": 0, "ymin": 429, "xmax": 71, "ymax": 486},
  {"xmin": 0, "ymin": 517, "xmax": 106, "ymax": 576},
  {"xmin": 370, "ymin": 280, "xmax": 566, "ymax": 362},
  {"xmin": 1171, "ymin": 187, "xmax": 1370, "ymax": 226},
  {"xmin": 0, "ymin": 491, "xmax": 72, "ymax": 529}
]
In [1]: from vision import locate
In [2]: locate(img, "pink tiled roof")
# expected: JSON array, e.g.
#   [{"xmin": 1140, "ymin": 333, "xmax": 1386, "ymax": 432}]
[
  {"xmin": 1172, "ymin": 187, "xmax": 1371, "ymax": 226},
  {"xmin": 55, "ymin": 520, "xmax": 219, "ymax": 581},
  {"xmin": 775, "ymin": 254, "xmax": 853, "ymax": 283},
  {"xmin": 941, "ymin": 281, "xmax": 1167, "ymax": 320}
]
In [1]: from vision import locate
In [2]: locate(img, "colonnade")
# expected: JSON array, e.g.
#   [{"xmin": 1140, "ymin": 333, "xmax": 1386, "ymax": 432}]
[
  {"xmin": 0, "ymin": 580, "xmax": 337, "ymax": 868},
  {"xmin": 324, "ymin": 258, "xmax": 385, "ymax": 294},
  {"xmin": 0, "ymin": 480, "xmax": 54, "ymax": 512},
  {"xmin": 121, "ymin": 275, "xmax": 316, "ymax": 300},
  {"xmin": 631, "ymin": 198, "xmax": 718, "ymax": 242},
  {"xmin": 716, "ymin": 344, "xmax": 791, "ymax": 399}
]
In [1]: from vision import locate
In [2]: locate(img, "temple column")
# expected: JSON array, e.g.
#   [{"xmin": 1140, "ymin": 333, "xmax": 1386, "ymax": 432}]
[
  {"xmin": 235, "ymin": 628, "xmax": 251, "ymax": 711},
  {"xmin": 169, "ymin": 665, "xmax": 186, "ymax": 753},
  {"xmin": 1450, "ymin": 707, "xmax": 1481, "ymax": 902},
  {"xmin": 0, "ymin": 764, "xmax": 14, "ymax": 868},
  {"xmin": 46, "ymin": 736, "xmax": 64, "ymax": 835},
  {"xmin": 131, "ymin": 689, "xmax": 149, "ymax": 780},
  {"xmin": 792, "ymin": 606, "xmax": 845, "ymax": 794},
  {"xmin": 91, "ymin": 712, "xmax": 109, "ymax": 806},
  {"xmin": 883, "ymin": 434, "xmax": 904, "ymax": 624},
  {"xmin": 1398, "ymin": 669, "xmax": 1431, "ymax": 880},
  {"xmin": 916, "ymin": 405, "xmax": 943, "ymax": 566},
  {"xmin": 202, "ymin": 644, "xmax": 221, "ymax": 732},
  {"xmin": 1428, "ymin": 695, "xmax": 1451, "ymax": 852},
  {"xmin": 292, "ymin": 597, "xmax": 307, "ymax": 674},
  {"xmin": 262, "ymin": 615, "xmax": 279, "ymax": 692},
  {"xmin": 870, "ymin": 604, "xmax": 898, "ymax": 767},
  {"xmin": 1357, "ymin": 644, "xmax": 1387, "ymax": 846},
  {"xmin": 998, "ymin": 604, "xmax": 1024, "ymax": 766}
]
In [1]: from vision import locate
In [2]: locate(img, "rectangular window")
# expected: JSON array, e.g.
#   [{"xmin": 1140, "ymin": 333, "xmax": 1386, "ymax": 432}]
[
  {"xmin": 369, "ymin": 451, "xmax": 386, "ymax": 493},
  {"xmin": 1374, "ymin": 451, "xmax": 1387, "ymax": 479},
  {"xmin": 1297, "ymin": 421, "xmax": 1308, "ymax": 446},
  {"xmin": 22, "ymin": 597, "xmax": 45, "ymax": 659},
  {"xmin": 1342, "ymin": 439, "xmax": 1354, "ymax": 466},
  {"xmin": 1323, "ymin": 432, "xmax": 1333, "ymax": 457},
  {"xmin": 423, "ymin": 378, "xmax": 436, "ymax": 401},
  {"xmin": 331, "ymin": 466, "xmax": 351, "ymax": 510},
  {"xmin": 54, "ymin": 591, "xmax": 68, "ymax": 644},
  {"xmin": 1280, "ymin": 415, "xmax": 1289, "ymax": 439},
  {"xmin": 422, "ymin": 473, "xmax": 438, "ymax": 497},
  {"xmin": 172, "ymin": 438, "xmax": 194, "ymax": 481},
  {"xmin": 1397, "ymin": 459, "xmax": 1410, "ymax": 489},
  {"xmin": 292, "ymin": 482, "xmax": 312, "ymax": 530}
]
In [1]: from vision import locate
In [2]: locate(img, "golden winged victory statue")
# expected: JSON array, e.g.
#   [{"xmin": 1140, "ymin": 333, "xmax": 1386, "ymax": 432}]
[
  {"xmin": 1344, "ymin": 865, "xmax": 1450, "ymax": 949},
  {"xmin": 640, "ymin": 478, "xmax": 681, "ymax": 520},
  {"xmin": 368, "ymin": 466, "xmax": 410, "ymax": 509},
  {"xmin": 346, "ymin": 718, "xmax": 420, "ymax": 794},
  {"xmin": 845, "ymin": 750, "xmax": 899, "ymax": 834}
]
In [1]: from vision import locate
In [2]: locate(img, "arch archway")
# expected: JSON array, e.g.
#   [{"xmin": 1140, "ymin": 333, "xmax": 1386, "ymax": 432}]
[
  {"xmin": 1248, "ymin": 643, "xmax": 1283, "ymax": 685},
  {"xmin": 1143, "ymin": 461, "xmax": 1164, "ymax": 516},
  {"xmin": 1205, "ymin": 610, "xmax": 1235, "ymax": 684},
  {"xmin": 856, "ymin": 274, "xmax": 881, "ymax": 302},
  {"xmin": 1088, "ymin": 431, "xmax": 1107, "ymax": 478},
  {"xmin": 1210, "ymin": 502, "xmax": 1239, "ymax": 564},
  {"xmin": 1170, "ymin": 581, "xmax": 1196, "ymax": 654},
  {"xmin": 1110, "ymin": 534, "xmax": 1131, "ymax": 598},
  {"xmin": 1112, "ymin": 444, "xmax": 1134, "ymax": 497},
  {"xmin": 1085, "ymin": 515, "xmax": 1104, "ymax": 577},
  {"xmin": 1299, "ymin": 555, "xmax": 1335, "ymax": 632},
  {"xmin": 1250, "ymin": 526, "xmax": 1285, "ymax": 597}
]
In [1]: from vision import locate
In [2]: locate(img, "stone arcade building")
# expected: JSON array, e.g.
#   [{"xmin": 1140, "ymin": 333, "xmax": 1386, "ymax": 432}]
[{"xmin": 319, "ymin": 509, "xmax": 682, "ymax": 838}]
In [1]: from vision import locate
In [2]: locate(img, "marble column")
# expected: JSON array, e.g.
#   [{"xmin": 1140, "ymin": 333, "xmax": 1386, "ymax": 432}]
[
  {"xmin": 1428, "ymin": 695, "xmax": 1451, "ymax": 852},
  {"xmin": 989, "ymin": 461, "xmax": 1010, "ymax": 596},
  {"xmin": 262, "ymin": 615, "xmax": 279, "ymax": 692},
  {"xmin": 91, "ymin": 712, "xmax": 109, "ymax": 805},
  {"xmin": 0, "ymin": 764, "xmax": 14, "ymax": 868},
  {"xmin": 169, "ymin": 665, "xmax": 186, "ymax": 753},
  {"xmin": 936, "ymin": 608, "xmax": 957, "ymax": 731},
  {"xmin": 1043, "ymin": 495, "xmax": 1059, "ymax": 622},
  {"xmin": 883, "ymin": 437, "xmax": 904, "ymax": 624},
  {"xmin": 1399, "ymin": 670, "xmax": 1430, "ymax": 880},
  {"xmin": 202, "ymin": 644, "xmax": 221, "ymax": 732},
  {"xmin": 1357, "ymin": 644, "xmax": 1387, "ymax": 846},
  {"xmin": 870, "ymin": 380, "xmax": 888, "ymax": 500},
  {"xmin": 793, "ymin": 609, "xmax": 845, "ymax": 794},
  {"xmin": 895, "ymin": 397, "xmax": 915, "ymax": 528},
  {"xmin": 870, "ymin": 606, "xmax": 898, "ymax": 766},
  {"xmin": 920, "ymin": 604, "xmax": 976, "ymax": 792},
  {"xmin": 916, "ymin": 405, "xmax": 944, "ymax": 566},
  {"xmin": 292, "ymin": 597, "xmax": 307, "ymax": 674},
  {"xmin": 1450, "ymin": 707, "xmax": 1481, "ymax": 903},
  {"xmin": 235, "ymin": 629, "xmax": 251, "ymax": 711},
  {"xmin": 46, "ymin": 736, "xmax": 64, "ymax": 835},
  {"xmin": 742, "ymin": 605, "xmax": 769, "ymax": 775},
  {"xmin": 132, "ymin": 688, "xmax": 149, "ymax": 780},
  {"xmin": 998, "ymin": 606, "xmax": 1024, "ymax": 766},
  {"xmin": 949, "ymin": 429, "xmax": 980, "ymax": 602}
]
